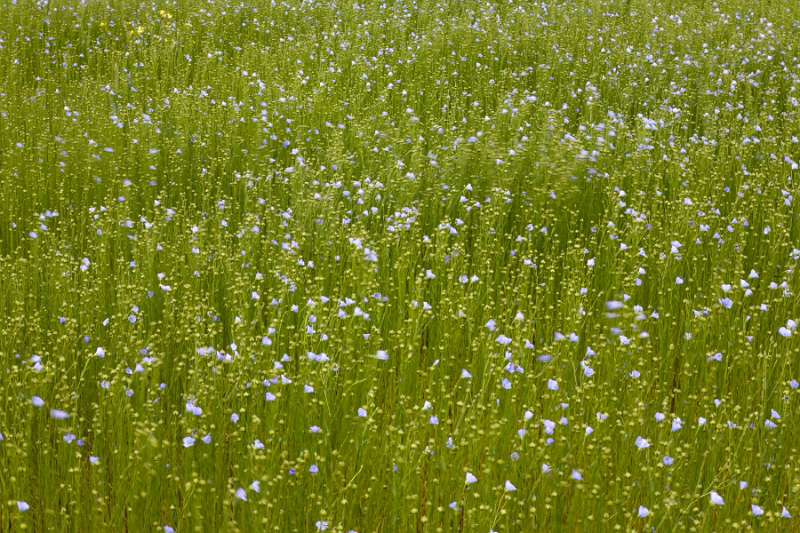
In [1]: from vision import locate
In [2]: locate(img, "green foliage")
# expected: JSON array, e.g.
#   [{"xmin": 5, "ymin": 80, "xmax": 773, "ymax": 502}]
[{"xmin": 1, "ymin": 0, "xmax": 799, "ymax": 531}]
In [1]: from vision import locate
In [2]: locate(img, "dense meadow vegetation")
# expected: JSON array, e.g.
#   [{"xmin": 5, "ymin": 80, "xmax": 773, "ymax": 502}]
[{"xmin": 1, "ymin": 0, "xmax": 800, "ymax": 530}]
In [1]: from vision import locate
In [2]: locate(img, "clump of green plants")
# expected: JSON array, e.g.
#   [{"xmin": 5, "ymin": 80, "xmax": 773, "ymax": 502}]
[{"xmin": 1, "ymin": 0, "xmax": 799, "ymax": 531}]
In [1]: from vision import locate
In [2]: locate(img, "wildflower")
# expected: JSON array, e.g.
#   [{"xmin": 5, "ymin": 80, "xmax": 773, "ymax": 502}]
[
  {"xmin": 638, "ymin": 506, "xmax": 650, "ymax": 518},
  {"xmin": 235, "ymin": 488, "xmax": 247, "ymax": 501},
  {"xmin": 496, "ymin": 334, "xmax": 512, "ymax": 345},
  {"xmin": 465, "ymin": 472, "xmax": 478, "ymax": 485},
  {"xmin": 709, "ymin": 491, "xmax": 725, "ymax": 506},
  {"xmin": 50, "ymin": 409, "xmax": 70, "ymax": 420},
  {"xmin": 182, "ymin": 436, "xmax": 196, "ymax": 448},
  {"xmin": 635, "ymin": 436, "xmax": 650, "ymax": 449},
  {"xmin": 185, "ymin": 401, "xmax": 203, "ymax": 416},
  {"xmin": 17, "ymin": 501, "xmax": 30, "ymax": 512},
  {"xmin": 752, "ymin": 504, "xmax": 764, "ymax": 517},
  {"xmin": 504, "ymin": 480, "xmax": 517, "ymax": 492}
]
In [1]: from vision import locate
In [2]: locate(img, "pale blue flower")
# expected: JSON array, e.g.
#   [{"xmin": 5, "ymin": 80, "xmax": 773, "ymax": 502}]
[{"xmin": 50, "ymin": 409, "xmax": 69, "ymax": 420}]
